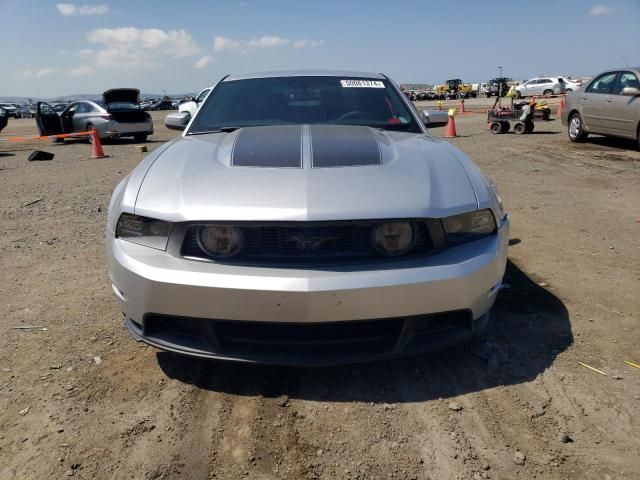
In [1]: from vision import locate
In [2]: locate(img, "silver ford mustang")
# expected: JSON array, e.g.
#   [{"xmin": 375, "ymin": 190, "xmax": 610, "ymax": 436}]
[{"xmin": 106, "ymin": 70, "xmax": 509, "ymax": 366}]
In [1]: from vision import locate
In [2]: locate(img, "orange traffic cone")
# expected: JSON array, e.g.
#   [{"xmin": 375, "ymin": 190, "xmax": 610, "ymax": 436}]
[
  {"xmin": 557, "ymin": 97, "xmax": 565, "ymax": 117},
  {"xmin": 460, "ymin": 99, "xmax": 465, "ymax": 113},
  {"xmin": 444, "ymin": 109, "xmax": 458, "ymax": 138},
  {"xmin": 90, "ymin": 129, "xmax": 108, "ymax": 159}
]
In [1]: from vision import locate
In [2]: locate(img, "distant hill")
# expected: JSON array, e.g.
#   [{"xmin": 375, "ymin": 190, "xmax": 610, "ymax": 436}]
[{"xmin": 0, "ymin": 93, "xmax": 196, "ymax": 103}]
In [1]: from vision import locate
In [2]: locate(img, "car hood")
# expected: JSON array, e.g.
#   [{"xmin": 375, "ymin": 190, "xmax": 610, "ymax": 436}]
[
  {"xmin": 134, "ymin": 125, "xmax": 480, "ymax": 222},
  {"xmin": 103, "ymin": 88, "xmax": 140, "ymax": 104}
]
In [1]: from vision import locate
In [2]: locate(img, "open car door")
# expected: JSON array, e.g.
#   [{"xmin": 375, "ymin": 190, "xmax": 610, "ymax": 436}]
[
  {"xmin": 0, "ymin": 108, "xmax": 8, "ymax": 133},
  {"xmin": 36, "ymin": 102, "xmax": 64, "ymax": 137}
]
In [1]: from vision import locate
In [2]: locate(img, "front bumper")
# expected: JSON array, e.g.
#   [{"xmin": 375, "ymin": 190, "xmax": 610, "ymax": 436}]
[{"xmin": 107, "ymin": 217, "xmax": 509, "ymax": 365}]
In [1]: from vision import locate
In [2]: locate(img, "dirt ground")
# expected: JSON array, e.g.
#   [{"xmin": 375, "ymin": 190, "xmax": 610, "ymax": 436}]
[{"xmin": 1, "ymin": 103, "xmax": 639, "ymax": 480}]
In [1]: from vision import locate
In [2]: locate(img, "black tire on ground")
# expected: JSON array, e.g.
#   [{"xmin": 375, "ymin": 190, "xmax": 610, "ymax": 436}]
[
  {"xmin": 501, "ymin": 121, "xmax": 510, "ymax": 133},
  {"xmin": 543, "ymin": 89, "xmax": 553, "ymax": 98},
  {"xmin": 637, "ymin": 126, "xmax": 640, "ymax": 151},
  {"xmin": 542, "ymin": 110, "xmax": 551, "ymax": 121},
  {"xmin": 568, "ymin": 112, "xmax": 588, "ymax": 143},
  {"xmin": 514, "ymin": 122, "xmax": 526, "ymax": 134},
  {"xmin": 490, "ymin": 122, "xmax": 502, "ymax": 134},
  {"xmin": 486, "ymin": 93, "xmax": 491, "ymax": 98},
  {"xmin": 133, "ymin": 134, "xmax": 148, "ymax": 142},
  {"xmin": 51, "ymin": 138, "xmax": 62, "ymax": 144}
]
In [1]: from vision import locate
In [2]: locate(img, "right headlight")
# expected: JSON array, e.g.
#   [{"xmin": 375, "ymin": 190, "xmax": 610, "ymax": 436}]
[{"xmin": 442, "ymin": 209, "xmax": 496, "ymax": 246}]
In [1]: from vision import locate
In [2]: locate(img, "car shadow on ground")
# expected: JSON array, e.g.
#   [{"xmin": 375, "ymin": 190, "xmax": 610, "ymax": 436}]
[
  {"xmin": 582, "ymin": 136, "xmax": 638, "ymax": 151},
  {"xmin": 157, "ymin": 259, "xmax": 573, "ymax": 403}
]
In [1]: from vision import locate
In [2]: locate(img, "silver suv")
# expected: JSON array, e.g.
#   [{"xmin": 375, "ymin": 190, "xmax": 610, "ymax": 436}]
[{"xmin": 515, "ymin": 77, "xmax": 566, "ymax": 98}]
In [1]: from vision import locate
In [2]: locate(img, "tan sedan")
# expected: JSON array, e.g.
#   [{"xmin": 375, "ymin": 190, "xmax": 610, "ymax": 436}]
[{"xmin": 561, "ymin": 68, "xmax": 640, "ymax": 150}]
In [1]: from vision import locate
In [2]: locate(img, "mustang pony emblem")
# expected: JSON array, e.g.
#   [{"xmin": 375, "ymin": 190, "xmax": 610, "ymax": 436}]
[{"xmin": 284, "ymin": 234, "xmax": 338, "ymax": 251}]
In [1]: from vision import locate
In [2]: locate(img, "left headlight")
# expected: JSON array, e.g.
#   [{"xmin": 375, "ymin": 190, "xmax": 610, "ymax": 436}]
[
  {"xmin": 115, "ymin": 213, "xmax": 172, "ymax": 250},
  {"xmin": 442, "ymin": 209, "xmax": 496, "ymax": 246}
]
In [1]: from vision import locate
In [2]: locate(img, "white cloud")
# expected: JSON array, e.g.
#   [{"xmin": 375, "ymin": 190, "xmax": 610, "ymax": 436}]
[
  {"xmin": 70, "ymin": 65, "xmax": 95, "ymax": 76},
  {"xmin": 22, "ymin": 68, "xmax": 57, "ymax": 78},
  {"xmin": 85, "ymin": 27, "xmax": 200, "ymax": 69},
  {"xmin": 78, "ymin": 48, "xmax": 93, "ymax": 57},
  {"xmin": 56, "ymin": 3, "xmax": 109, "ymax": 16},
  {"xmin": 293, "ymin": 39, "xmax": 326, "ymax": 49},
  {"xmin": 213, "ymin": 36, "xmax": 242, "ymax": 52},
  {"xmin": 213, "ymin": 35, "xmax": 290, "ymax": 53},
  {"xmin": 589, "ymin": 5, "xmax": 612, "ymax": 16},
  {"xmin": 194, "ymin": 55, "xmax": 213, "ymax": 69},
  {"xmin": 36, "ymin": 68, "xmax": 57, "ymax": 77},
  {"xmin": 247, "ymin": 36, "xmax": 289, "ymax": 49}
]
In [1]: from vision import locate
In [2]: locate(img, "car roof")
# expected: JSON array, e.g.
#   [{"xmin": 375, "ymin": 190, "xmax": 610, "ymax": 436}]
[{"xmin": 223, "ymin": 70, "xmax": 386, "ymax": 83}]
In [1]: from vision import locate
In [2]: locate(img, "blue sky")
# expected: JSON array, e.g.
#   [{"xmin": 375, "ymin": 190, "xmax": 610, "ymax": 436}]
[{"xmin": 0, "ymin": 0, "xmax": 638, "ymax": 97}]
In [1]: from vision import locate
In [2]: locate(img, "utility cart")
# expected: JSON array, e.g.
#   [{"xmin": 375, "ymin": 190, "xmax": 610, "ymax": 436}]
[{"xmin": 487, "ymin": 106, "xmax": 535, "ymax": 134}]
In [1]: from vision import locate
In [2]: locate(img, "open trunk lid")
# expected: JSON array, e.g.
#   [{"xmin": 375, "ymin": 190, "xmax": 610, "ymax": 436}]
[{"xmin": 103, "ymin": 88, "xmax": 140, "ymax": 105}]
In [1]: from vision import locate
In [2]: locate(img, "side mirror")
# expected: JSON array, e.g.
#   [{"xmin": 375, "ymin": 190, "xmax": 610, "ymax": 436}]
[
  {"xmin": 621, "ymin": 87, "xmax": 640, "ymax": 96},
  {"xmin": 422, "ymin": 110, "xmax": 449, "ymax": 128},
  {"xmin": 164, "ymin": 112, "xmax": 191, "ymax": 131}
]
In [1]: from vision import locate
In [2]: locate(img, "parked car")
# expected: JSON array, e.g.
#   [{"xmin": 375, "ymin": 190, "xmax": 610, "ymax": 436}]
[
  {"xmin": 18, "ymin": 104, "xmax": 37, "ymax": 118},
  {"xmin": 0, "ymin": 103, "xmax": 20, "ymax": 118},
  {"xmin": 562, "ymin": 67, "xmax": 640, "ymax": 149},
  {"xmin": 107, "ymin": 70, "xmax": 509, "ymax": 366},
  {"xmin": 36, "ymin": 89, "xmax": 153, "ymax": 142},
  {"xmin": 178, "ymin": 87, "xmax": 212, "ymax": 118},
  {"xmin": 149, "ymin": 100, "xmax": 174, "ymax": 111},
  {"xmin": 486, "ymin": 78, "xmax": 511, "ymax": 97},
  {"xmin": 515, "ymin": 77, "xmax": 566, "ymax": 98},
  {"xmin": 0, "ymin": 107, "xmax": 7, "ymax": 132},
  {"xmin": 558, "ymin": 76, "xmax": 582, "ymax": 92}
]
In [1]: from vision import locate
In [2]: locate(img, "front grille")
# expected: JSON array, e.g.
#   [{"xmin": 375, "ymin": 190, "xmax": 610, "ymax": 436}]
[
  {"xmin": 142, "ymin": 310, "xmax": 472, "ymax": 364},
  {"xmin": 181, "ymin": 221, "xmax": 433, "ymax": 265}
]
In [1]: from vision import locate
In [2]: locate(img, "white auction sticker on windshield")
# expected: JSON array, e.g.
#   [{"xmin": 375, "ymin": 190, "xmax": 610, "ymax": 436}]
[{"xmin": 340, "ymin": 80, "xmax": 385, "ymax": 88}]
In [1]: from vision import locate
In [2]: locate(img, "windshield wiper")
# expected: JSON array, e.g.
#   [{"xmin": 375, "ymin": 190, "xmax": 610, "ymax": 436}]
[{"xmin": 187, "ymin": 126, "xmax": 240, "ymax": 135}]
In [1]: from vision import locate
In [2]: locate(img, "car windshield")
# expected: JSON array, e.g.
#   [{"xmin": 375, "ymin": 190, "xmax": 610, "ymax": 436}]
[{"xmin": 187, "ymin": 76, "xmax": 421, "ymax": 134}]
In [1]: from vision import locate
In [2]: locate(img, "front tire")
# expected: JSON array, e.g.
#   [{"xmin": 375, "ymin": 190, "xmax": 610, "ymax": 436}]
[
  {"xmin": 86, "ymin": 123, "xmax": 95, "ymax": 143},
  {"xmin": 543, "ymin": 89, "xmax": 553, "ymax": 98},
  {"xmin": 568, "ymin": 113, "xmax": 587, "ymax": 142}
]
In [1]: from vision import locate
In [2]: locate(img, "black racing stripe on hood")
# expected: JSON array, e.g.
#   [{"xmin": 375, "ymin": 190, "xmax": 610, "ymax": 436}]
[
  {"xmin": 310, "ymin": 125, "xmax": 382, "ymax": 168},
  {"xmin": 232, "ymin": 125, "xmax": 302, "ymax": 168}
]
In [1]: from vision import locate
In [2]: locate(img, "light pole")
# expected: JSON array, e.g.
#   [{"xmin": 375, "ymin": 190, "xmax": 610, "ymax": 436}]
[{"xmin": 498, "ymin": 66, "xmax": 503, "ymax": 78}]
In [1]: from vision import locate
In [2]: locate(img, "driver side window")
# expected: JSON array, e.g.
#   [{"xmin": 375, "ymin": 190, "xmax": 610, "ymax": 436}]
[
  {"xmin": 587, "ymin": 72, "xmax": 617, "ymax": 94},
  {"xmin": 196, "ymin": 89, "xmax": 210, "ymax": 103}
]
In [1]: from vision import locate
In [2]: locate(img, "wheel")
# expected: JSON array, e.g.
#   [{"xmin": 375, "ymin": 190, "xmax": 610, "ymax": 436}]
[
  {"xmin": 485, "ymin": 93, "xmax": 491, "ymax": 98},
  {"xmin": 134, "ymin": 134, "xmax": 148, "ymax": 142},
  {"xmin": 51, "ymin": 137, "xmax": 62, "ymax": 144},
  {"xmin": 500, "ymin": 121, "xmax": 510, "ymax": 133},
  {"xmin": 568, "ymin": 113, "xmax": 588, "ymax": 142},
  {"xmin": 542, "ymin": 109, "xmax": 550, "ymax": 121},
  {"xmin": 566, "ymin": 88, "xmax": 573, "ymax": 93},
  {"xmin": 514, "ymin": 122, "xmax": 526, "ymax": 134},
  {"xmin": 490, "ymin": 122, "xmax": 502, "ymax": 134},
  {"xmin": 543, "ymin": 89, "xmax": 553, "ymax": 98}
]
